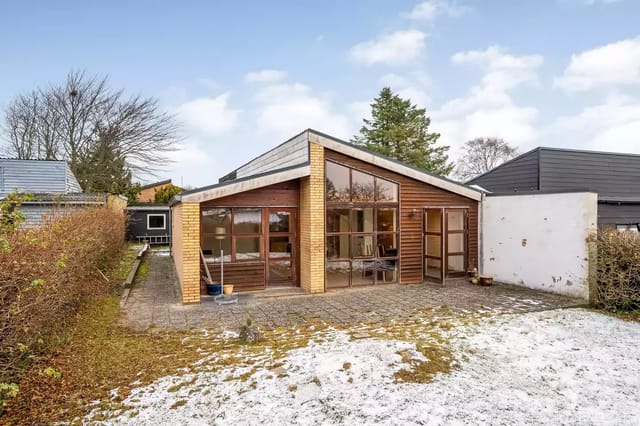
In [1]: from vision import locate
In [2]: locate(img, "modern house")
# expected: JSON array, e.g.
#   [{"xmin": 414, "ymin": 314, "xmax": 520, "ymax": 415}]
[
  {"xmin": 467, "ymin": 147, "xmax": 640, "ymax": 230},
  {"xmin": 125, "ymin": 204, "xmax": 172, "ymax": 244},
  {"xmin": 138, "ymin": 179, "xmax": 172, "ymax": 203},
  {"xmin": 171, "ymin": 129, "xmax": 482, "ymax": 304}
]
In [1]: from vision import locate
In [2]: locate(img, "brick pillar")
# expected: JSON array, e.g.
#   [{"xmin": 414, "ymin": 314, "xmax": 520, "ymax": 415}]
[
  {"xmin": 173, "ymin": 202, "xmax": 201, "ymax": 304},
  {"xmin": 300, "ymin": 142, "xmax": 325, "ymax": 293}
]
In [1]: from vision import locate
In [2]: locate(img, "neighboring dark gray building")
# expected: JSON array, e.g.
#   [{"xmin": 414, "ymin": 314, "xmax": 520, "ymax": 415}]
[
  {"xmin": 0, "ymin": 158, "xmax": 82, "ymax": 198},
  {"xmin": 125, "ymin": 204, "xmax": 171, "ymax": 244},
  {"xmin": 468, "ymin": 147, "xmax": 640, "ymax": 229}
]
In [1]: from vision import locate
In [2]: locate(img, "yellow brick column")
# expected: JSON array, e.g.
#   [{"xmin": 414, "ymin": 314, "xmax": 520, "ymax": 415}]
[
  {"xmin": 180, "ymin": 202, "xmax": 201, "ymax": 304},
  {"xmin": 300, "ymin": 142, "xmax": 325, "ymax": 293}
]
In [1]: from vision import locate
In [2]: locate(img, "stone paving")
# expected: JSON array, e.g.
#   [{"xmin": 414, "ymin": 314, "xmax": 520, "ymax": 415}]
[{"xmin": 123, "ymin": 252, "xmax": 588, "ymax": 331}]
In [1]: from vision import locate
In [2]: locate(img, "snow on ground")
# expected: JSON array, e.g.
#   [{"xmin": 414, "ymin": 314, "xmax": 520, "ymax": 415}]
[{"xmin": 88, "ymin": 309, "xmax": 640, "ymax": 426}]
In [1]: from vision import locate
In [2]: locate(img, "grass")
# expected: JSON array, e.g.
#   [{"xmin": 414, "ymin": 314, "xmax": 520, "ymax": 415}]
[{"xmin": 109, "ymin": 244, "xmax": 140, "ymax": 281}]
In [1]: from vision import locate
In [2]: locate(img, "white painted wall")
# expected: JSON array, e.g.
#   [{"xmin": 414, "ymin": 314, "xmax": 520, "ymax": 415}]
[{"xmin": 481, "ymin": 192, "xmax": 598, "ymax": 300}]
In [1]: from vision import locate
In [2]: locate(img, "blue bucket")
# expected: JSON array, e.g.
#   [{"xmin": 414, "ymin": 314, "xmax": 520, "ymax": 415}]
[{"xmin": 206, "ymin": 282, "xmax": 222, "ymax": 296}]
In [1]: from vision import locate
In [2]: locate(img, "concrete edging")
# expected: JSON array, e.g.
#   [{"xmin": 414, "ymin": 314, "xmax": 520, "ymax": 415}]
[{"xmin": 120, "ymin": 243, "xmax": 149, "ymax": 306}]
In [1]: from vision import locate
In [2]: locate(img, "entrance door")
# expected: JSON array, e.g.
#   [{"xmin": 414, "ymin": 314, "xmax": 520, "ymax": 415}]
[
  {"xmin": 445, "ymin": 209, "xmax": 468, "ymax": 277},
  {"xmin": 266, "ymin": 208, "xmax": 297, "ymax": 286},
  {"xmin": 424, "ymin": 208, "xmax": 444, "ymax": 283},
  {"xmin": 424, "ymin": 208, "xmax": 468, "ymax": 283}
]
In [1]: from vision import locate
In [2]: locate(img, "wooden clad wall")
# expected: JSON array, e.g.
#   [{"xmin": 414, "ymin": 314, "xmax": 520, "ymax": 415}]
[
  {"xmin": 200, "ymin": 180, "xmax": 299, "ymax": 207},
  {"xmin": 325, "ymin": 149, "xmax": 479, "ymax": 284}
]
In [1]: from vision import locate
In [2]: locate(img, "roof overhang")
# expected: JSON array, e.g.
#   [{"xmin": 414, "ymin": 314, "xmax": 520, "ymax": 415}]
[{"xmin": 179, "ymin": 164, "xmax": 310, "ymax": 204}]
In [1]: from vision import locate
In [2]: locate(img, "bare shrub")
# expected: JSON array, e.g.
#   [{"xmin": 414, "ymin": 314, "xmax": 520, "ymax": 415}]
[
  {"xmin": 594, "ymin": 229, "xmax": 640, "ymax": 311},
  {"xmin": 0, "ymin": 207, "xmax": 125, "ymax": 385}
]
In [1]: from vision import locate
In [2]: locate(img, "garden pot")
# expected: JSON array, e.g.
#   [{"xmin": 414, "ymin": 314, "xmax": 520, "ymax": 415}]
[
  {"xmin": 479, "ymin": 276, "xmax": 493, "ymax": 286},
  {"xmin": 223, "ymin": 284, "xmax": 234, "ymax": 295},
  {"xmin": 206, "ymin": 282, "xmax": 222, "ymax": 296}
]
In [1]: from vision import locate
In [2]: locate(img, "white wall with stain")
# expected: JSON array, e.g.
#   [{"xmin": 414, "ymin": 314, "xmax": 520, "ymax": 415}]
[{"xmin": 481, "ymin": 192, "xmax": 598, "ymax": 300}]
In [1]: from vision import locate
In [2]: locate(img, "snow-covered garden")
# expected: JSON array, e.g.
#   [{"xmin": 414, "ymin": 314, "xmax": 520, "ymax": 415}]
[{"xmin": 88, "ymin": 309, "xmax": 640, "ymax": 426}]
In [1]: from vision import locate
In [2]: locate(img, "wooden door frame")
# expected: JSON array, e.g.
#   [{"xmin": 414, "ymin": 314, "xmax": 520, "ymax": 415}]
[
  {"xmin": 422, "ymin": 206, "xmax": 470, "ymax": 283},
  {"xmin": 423, "ymin": 208, "xmax": 445, "ymax": 284},
  {"xmin": 444, "ymin": 208, "xmax": 469, "ymax": 278},
  {"xmin": 265, "ymin": 207, "xmax": 298, "ymax": 287}
]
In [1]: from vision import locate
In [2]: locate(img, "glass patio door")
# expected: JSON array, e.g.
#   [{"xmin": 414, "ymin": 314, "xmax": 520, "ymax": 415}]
[
  {"xmin": 424, "ymin": 208, "xmax": 468, "ymax": 283},
  {"xmin": 424, "ymin": 208, "xmax": 444, "ymax": 283},
  {"xmin": 266, "ymin": 208, "xmax": 296, "ymax": 286},
  {"xmin": 445, "ymin": 209, "xmax": 468, "ymax": 277}
]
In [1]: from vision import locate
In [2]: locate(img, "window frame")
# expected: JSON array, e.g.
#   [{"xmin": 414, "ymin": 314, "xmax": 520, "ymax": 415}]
[
  {"xmin": 201, "ymin": 207, "xmax": 263, "ymax": 262},
  {"xmin": 147, "ymin": 213, "xmax": 166, "ymax": 230},
  {"xmin": 325, "ymin": 160, "xmax": 400, "ymax": 286}
]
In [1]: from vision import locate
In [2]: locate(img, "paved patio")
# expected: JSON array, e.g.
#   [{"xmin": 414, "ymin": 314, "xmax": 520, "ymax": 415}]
[{"xmin": 122, "ymin": 252, "xmax": 587, "ymax": 331}]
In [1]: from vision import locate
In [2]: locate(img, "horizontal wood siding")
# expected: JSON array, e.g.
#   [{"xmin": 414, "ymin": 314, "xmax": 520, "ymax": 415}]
[
  {"xmin": 204, "ymin": 262, "xmax": 266, "ymax": 292},
  {"xmin": 468, "ymin": 150, "xmax": 540, "ymax": 193},
  {"xmin": 200, "ymin": 181, "xmax": 299, "ymax": 207},
  {"xmin": 325, "ymin": 149, "xmax": 479, "ymax": 284}
]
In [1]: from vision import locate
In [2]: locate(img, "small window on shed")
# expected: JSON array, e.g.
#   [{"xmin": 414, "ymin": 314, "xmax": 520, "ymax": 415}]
[{"xmin": 148, "ymin": 214, "xmax": 166, "ymax": 230}]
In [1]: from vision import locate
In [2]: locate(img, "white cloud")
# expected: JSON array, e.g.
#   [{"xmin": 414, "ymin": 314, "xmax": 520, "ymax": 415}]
[
  {"xmin": 554, "ymin": 37, "xmax": 640, "ymax": 92},
  {"xmin": 254, "ymin": 83, "xmax": 352, "ymax": 141},
  {"xmin": 546, "ymin": 93, "xmax": 640, "ymax": 153},
  {"xmin": 174, "ymin": 92, "xmax": 241, "ymax": 136},
  {"xmin": 404, "ymin": 0, "xmax": 470, "ymax": 21},
  {"xmin": 245, "ymin": 69, "xmax": 288, "ymax": 83},
  {"xmin": 379, "ymin": 72, "xmax": 432, "ymax": 107},
  {"xmin": 348, "ymin": 30, "xmax": 426, "ymax": 66},
  {"xmin": 433, "ymin": 46, "xmax": 543, "ymax": 155}
]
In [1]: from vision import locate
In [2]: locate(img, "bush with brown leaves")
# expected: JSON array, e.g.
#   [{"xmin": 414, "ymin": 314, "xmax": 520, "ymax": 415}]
[
  {"xmin": 594, "ymin": 229, "xmax": 640, "ymax": 312},
  {"xmin": 0, "ymin": 207, "xmax": 125, "ymax": 386}
]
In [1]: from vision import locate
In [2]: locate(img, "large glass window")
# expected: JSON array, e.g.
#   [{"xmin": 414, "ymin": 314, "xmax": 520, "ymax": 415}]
[
  {"xmin": 326, "ymin": 161, "xmax": 350, "ymax": 202},
  {"xmin": 202, "ymin": 207, "xmax": 262, "ymax": 262},
  {"xmin": 325, "ymin": 161, "xmax": 400, "ymax": 288}
]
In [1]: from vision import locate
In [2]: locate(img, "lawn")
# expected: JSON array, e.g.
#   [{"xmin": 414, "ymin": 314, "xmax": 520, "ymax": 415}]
[{"xmin": 83, "ymin": 308, "xmax": 640, "ymax": 426}]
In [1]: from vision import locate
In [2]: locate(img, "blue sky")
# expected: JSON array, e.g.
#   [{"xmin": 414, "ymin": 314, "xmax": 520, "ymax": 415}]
[{"xmin": 1, "ymin": 0, "xmax": 639, "ymax": 187}]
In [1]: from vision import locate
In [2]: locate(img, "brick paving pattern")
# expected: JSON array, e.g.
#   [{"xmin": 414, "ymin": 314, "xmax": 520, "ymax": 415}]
[{"xmin": 123, "ymin": 252, "xmax": 587, "ymax": 331}]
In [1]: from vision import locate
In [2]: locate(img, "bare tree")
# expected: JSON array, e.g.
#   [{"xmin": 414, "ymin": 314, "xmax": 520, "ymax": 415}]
[
  {"xmin": 1, "ymin": 70, "xmax": 179, "ymax": 193},
  {"xmin": 455, "ymin": 137, "xmax": 518, "ymax": 181}
]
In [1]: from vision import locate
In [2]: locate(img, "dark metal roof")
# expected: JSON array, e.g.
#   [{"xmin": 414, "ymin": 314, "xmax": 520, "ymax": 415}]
[{"xmin": 468, "ymin": 146, "xmax": 640, "ymax": 201}]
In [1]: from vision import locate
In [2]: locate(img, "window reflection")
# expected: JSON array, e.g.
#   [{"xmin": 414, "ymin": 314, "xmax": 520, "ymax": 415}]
[
  {"xmin": 352, "ymin": 170, "xmax": 375, "ymax": 202},
  {"xmin": 326, "ymin": 161, "xmax": 350, "ymax": 202},
  {"xmin": 202, "ymin": 208, "xmax": 231, "ymax": 234},
  {"xmin": 376, "ymin": 177, "xmax": 398, "ymax": 202},
  {"xmin": 234, "ymin": 208, "xmax": 261, "ymax": 233}
]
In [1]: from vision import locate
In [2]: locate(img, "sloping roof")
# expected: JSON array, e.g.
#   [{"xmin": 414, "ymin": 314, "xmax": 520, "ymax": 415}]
[
  {"xmin": 177, "ymin": 129, "xmax": 481, "ymax": 204},
  {"xmin": 0, "ymin": 159, "xmax": 82, "ymax": 198},
  {"xmin": 140, "ymin": 179, "xmax": 172, "ymax": 190},
  {"xmin": 468, "ymin": 146, "xmax": 640, "ymax": 200}
]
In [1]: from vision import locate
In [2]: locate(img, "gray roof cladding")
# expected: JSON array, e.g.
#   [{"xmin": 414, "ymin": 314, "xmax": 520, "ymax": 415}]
[
  {"xmin": 0, "ymin": 158, "xmax": 82, "ymax": 198},
  {"xmin": 468, "ymin": 146, "xmax": 640, "ymax": 200}
]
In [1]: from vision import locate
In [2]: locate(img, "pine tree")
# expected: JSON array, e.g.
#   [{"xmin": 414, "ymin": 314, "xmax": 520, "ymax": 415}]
[{"xmin": 351, "ymin": 87, "xmax": 453, "ymax": 176}]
